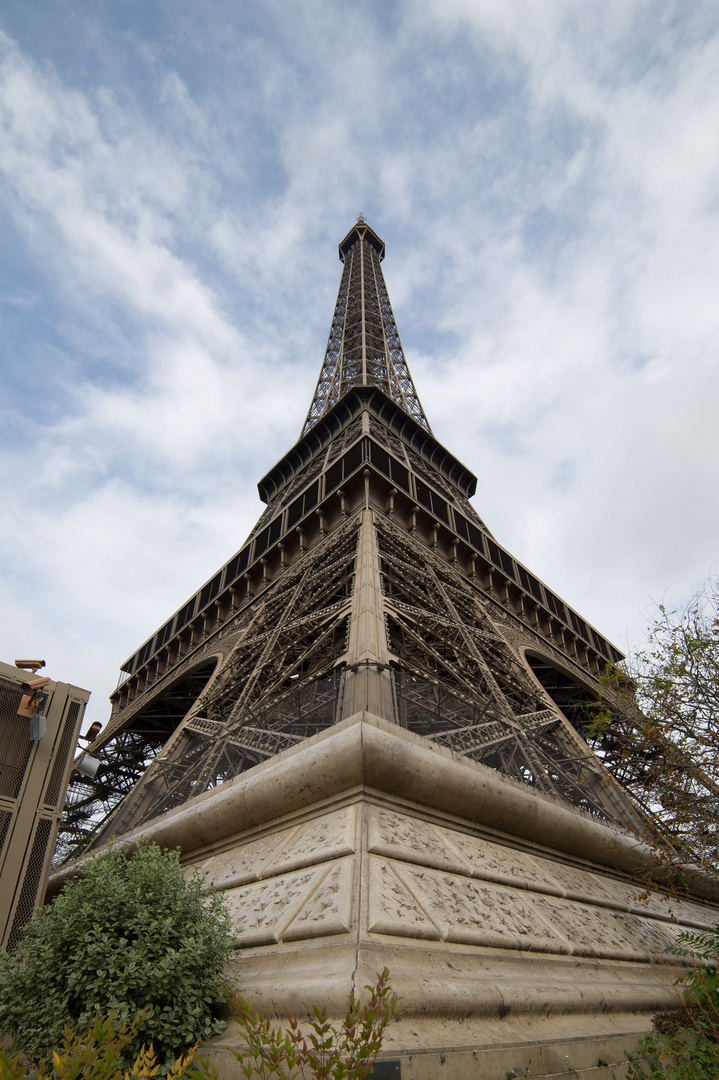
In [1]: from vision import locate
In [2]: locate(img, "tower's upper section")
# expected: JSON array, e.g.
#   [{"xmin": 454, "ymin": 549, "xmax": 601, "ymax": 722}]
[{"xmin": 301, "ymin": 220, "xmax": 432, "ymax": 437}]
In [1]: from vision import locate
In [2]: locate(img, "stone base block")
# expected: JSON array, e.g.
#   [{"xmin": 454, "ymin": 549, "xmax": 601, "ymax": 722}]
[
  {"xmin": 203, "ymin": 1014, "xmax": 650, "ymax": 1079},
  {"xmin": 52, "ymin": 714, "xmax": 718, "ymax": 1079}
]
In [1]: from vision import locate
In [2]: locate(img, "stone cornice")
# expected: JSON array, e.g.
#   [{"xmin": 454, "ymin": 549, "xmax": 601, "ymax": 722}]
[{"xmin": 48, "ymin": 712, "xmax": 719, "ymax": 902}]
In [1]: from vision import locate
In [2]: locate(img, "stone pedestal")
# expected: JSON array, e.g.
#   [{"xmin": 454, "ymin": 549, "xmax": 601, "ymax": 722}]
[{"xmin": 54, "ymin": 713, "xmax": 719, "ymax": 1078}]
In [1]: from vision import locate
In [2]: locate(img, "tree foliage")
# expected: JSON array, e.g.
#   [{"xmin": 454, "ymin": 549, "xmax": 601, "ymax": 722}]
[
  {"xmin": 0, "ymin": 843, "xmax": 235, "ymax": 1069},
  {"xmin": 627, "ymin": 924, "xmax": 719, "ymax": 1079},
  {"xmin": 588, "ymin": 573, "xmax": 719, "ymax": 870}
]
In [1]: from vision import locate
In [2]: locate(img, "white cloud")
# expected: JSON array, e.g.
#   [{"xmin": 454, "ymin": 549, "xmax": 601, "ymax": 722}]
[{"xmin": 1, "ymin": 1, "xmax": 718, "ymax": 732}]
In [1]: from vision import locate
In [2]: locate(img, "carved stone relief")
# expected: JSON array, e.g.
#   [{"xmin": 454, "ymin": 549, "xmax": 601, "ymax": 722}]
[
  {"xmin": 200, "ymin": 802, "xmax": 719, "ymax": 961},
  {"xmin": 260, "ymin": 806, "xmax": 357, "ymax": 878},
  {"xmin": 441, "ymin": 829, "xmax": 563, "ymax": 894},
  {"xmin": 367, "ymin": 806, "xmax": 624, "ymax": 903},
  {"xmin": 614, "ymin": 912, "xmax": 683, "ymax": 958},
  {"xmin": 367, "ymin": 856, "xmax": 441, "ymax": 940},
  {"xmin": 634, "ymin": 893, "xmax": 719, "ymax": 930},
  {"xmin": 225, "ymin": 858, "xmax": 355, "ymax": 948},
  {"xmin": 529, "ymin": 895, "xmax": 653, "ymax": 960},
  {"xmin": 224, "ymin": 866, "xmax": 322, "ymax": 947},
  {"xmin": 678, "ymin": 897, "xmax": 719, "ymax": 929},
  {"xmin": 393, "ymin": 861, "xmax": 562, "ymax": 952},
  {"xmin": 367, "ymin": 806, "xmax": 466, "ymax": 874},
  {"xmin": 366, "ymin": 851, "xmax": 689, "ymax": 963},
  {"xmin": 365, "ymin": 806, "xmax": 719, "ymax": 937},
  {"xmin": 283, "ymin": 858, "xmax": 355, "ymax": 941},
  {"xmin": 523, "ymin": 859, "xmax": 633, "ymax": 907},
  {"xmin": 193, "ymin": 831, "xmax": 290, "ymax": 889},
  {"xmin": 192, "ymin": 805, "xmax": 357, "ymax": 890}
]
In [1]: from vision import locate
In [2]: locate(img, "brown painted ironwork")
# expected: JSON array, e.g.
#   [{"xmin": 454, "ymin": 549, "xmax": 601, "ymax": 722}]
[
  {"xmin": 56, "ymin": 222, "xmax": 668, "ymax": 863},
  {"xmin": 301, "ymin": 222, "xmax": 430, "ymax": 436}
]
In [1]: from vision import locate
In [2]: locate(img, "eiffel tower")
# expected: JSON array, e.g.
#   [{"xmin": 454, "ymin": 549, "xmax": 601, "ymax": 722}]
[
  {"xmin": 52, "ymin": 221, "xmax": 719, "ymax": 1076},
  {"xmin": 56, "ymin": 219, "xmax": 652, "ymax": 861}
]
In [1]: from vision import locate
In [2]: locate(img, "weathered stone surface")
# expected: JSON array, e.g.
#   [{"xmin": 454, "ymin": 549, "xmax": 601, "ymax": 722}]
[
  {"xmin": 442, "ymin": 826, "xmax": 567, "ymax": 894},
  {"xmin": 223, "ymin": 866, "xmax": 322, "ymax": 946},
  {"xmin": 283, "ymin": 857, "xmax": 355, "ymax": 941},
  {"xmin": 367, "ymin": 806, "xmax": 468, "ymax": 876},
  {"xmin": 260, "ymin": 806, "xmax": 358, "ymax": 877},
  {"xmin": 389, "ymin": 860, "xmax": 561, "ymax": 951},
  {"xmin": 70, "ymin": 714, "xmax": 718, "ymax": 1077},
  {"xmin": 367, "ymin": 857, "xmax": 442, "ymax": 940},
  {"xmin": 194, "ymin": 804, "xmax": 357, "ymax": 888},
  {"xmin": 527, "ymin": 894, "xmax": 657, "ymax": 960},
  {"xmin": 222, "ymin": 855, "xmax": 355, "ymax": 946}
]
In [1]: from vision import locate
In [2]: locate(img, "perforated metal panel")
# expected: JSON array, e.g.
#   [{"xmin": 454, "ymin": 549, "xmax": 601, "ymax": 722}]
[
  {"xmin": 45, "ymin": 701, "xmax": 81, "ymax": 809},
  {"xmin": 6, "ymin": 817, "xmax": 52, "ymax": 950},
  {"xmin": 0, "ymin": 807, "xmax": 12, "ymax": 860},
  {"xmin": 0, "ymin": 676, "xmax": 34, "ymax": 799},
  {"xmin": 0, "ymin": 661, "xmax": 89, "ymax": 950}
]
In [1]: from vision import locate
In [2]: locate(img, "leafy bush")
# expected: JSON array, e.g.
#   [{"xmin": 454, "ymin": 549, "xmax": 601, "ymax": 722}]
[
  {"xmin": 193, "ymin": 968, "xmax": 400, "ymax": 1080},
  {"xmin": 0, "ymin": 843, "xmax": 235, "ymax": 1069},
  {"xmin": 0, "ymin": 972, "xmax": 399, "ymax": 1080},
  {"xmin": 627, "ymin": 1016, "xmax": 718, "ymax": 1080},
  {"xmin": 627, "ymin": 924, "xmax": 719, "ymax": 1079}
]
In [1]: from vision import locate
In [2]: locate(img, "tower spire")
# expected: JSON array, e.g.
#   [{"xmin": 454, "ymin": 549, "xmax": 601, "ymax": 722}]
[{"xmin": 301, "ymin": 222, "xmax": 431, "ymax": 436}]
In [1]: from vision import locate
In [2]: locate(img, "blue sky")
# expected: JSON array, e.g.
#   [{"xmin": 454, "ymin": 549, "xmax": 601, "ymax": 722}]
[{"xmin": 1, "ymin": 0, "xmax": 718, "ymax": 732}]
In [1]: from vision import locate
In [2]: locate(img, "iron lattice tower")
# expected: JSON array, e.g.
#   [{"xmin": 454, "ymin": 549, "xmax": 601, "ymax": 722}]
[
  {"xmin": 301, "ymin": 220, "xmax": 430, "ymax": 435},
  {"xmin": 58, "ymin": 221, "xmax": 662, "ymax": 861}
]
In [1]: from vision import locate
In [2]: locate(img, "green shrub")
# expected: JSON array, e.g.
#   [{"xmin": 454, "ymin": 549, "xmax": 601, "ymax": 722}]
[
  {"xmin": 0, "ymin": 1011, "xmax": 195, "ymax": 1080},
  {"xmin": 627, "ymin": 1015, "xmax": 718, "ymax": 1079},
  {"xmin": 192, "ymin": 968, "xmax": 400, "ymax": 1080},
  {"xmin": 0, "ymin": 973, "xmax": 400, "ymax": 1080},
  {"xmin": 627, "ymin": 924, "xmax": 719, "ymax": 1079},
  {"xmin": 0, "ymin": 843, "xmax": 235, "ymax": 1069}
]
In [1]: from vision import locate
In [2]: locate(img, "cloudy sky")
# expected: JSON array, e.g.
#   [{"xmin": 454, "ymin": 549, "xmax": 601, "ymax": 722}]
[{"xmin": 1, "ymin": 0, "xmax": 718, "ymax": 732}]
